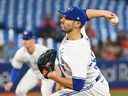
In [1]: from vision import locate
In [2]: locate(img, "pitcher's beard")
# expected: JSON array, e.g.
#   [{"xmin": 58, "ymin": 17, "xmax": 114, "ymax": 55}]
[{"xmin": 60, "ymin": 24, "xmax": 72, "ymax": 34}]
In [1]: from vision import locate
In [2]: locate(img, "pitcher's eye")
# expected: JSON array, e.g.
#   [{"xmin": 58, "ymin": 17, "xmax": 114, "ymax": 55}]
[{"xmin": 60, "ymin": 16, "xmax": 64, "ymax": 19}]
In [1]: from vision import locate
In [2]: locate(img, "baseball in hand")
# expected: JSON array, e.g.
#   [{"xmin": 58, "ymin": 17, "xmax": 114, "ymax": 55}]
[{"xmin": 109, "ymin": 15, "xmax": 119, "ymax": 25}]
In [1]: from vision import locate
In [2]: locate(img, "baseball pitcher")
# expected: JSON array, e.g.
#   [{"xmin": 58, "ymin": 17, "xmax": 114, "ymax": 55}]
[{"xmin": 37, "ymin": 7, "xmax": 118, "ymax": 96}]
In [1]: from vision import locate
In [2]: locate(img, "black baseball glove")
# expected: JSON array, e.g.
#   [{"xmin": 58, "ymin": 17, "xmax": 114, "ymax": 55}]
[{"xmin": 37, "ymin": 49, "xmax": 57, "ymax": 78}]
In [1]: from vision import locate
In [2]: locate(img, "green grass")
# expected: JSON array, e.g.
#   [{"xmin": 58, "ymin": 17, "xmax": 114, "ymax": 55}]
[{"xmin": 111, "ymin": 93, "xmax": 128, "ymax": 96}]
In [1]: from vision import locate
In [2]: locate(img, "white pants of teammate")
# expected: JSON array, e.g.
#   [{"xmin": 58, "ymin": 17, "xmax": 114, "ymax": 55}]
[
  {"xmin": 51, "ymin": 76, "xmax": 110, "ymax": 96},
  {"xmin": 15, "ymin": 68, "xmax": 55, "ymax": 96}
]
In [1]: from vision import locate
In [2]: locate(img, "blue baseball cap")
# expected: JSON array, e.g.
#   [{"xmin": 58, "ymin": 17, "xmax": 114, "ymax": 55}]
[
  {"xmin": 22, "ymin": 31, "xmax": 34, "ymax": 40},
  {"xmin": 58, "ymin": 6, "xmax": 89, "ymax": 25}
]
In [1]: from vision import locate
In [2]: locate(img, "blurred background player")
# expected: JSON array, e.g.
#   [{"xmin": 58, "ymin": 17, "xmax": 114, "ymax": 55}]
[
  {"xmin": 4, "ymin": 31, "xmax": 55, "ymax": 96},
  {"xmin": 41, "ymin": 7, "xmax": 119, "ymax": 96}
]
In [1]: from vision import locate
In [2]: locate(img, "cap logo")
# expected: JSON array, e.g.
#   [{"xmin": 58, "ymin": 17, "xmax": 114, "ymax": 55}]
[
  {"xmin": 77, "ymin": 17, "xmax": 80, "ymax": 20},
  {"xmin": 24, "ymin": 32, "xmax": 28, "ymax": 35}
]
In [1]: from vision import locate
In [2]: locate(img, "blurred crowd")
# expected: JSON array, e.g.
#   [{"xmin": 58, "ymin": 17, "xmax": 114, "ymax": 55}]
[
  {"xmin": 0, "ymin": 15, "xmax": 65, "ymax": 62},
  {"xmin": 0, "ymin": 15, "xmax": 128, "ymax": 62},
  {"xmin": 86, "ymin": 21, "xmax": 128, "ymax": 61},
  {"xmin": 90, "ymin": 28, "xmax": 128, "ymax": 61}
]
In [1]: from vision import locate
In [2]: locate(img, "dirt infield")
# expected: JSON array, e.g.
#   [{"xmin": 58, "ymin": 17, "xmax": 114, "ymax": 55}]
[
  {"xmin": 111, "ymin": 88, "xmax": 128, "ymax": 96},
  {"xmin": 0, "ymin": 91, "xmax": 41, "ymax": 96},
  {"xmin": 111, "ymin": 88, "xmax": 128, "ymax": 93},
  {"xmin": 0, "ymin": 89, "xmax": 128, "ymax": 96}
]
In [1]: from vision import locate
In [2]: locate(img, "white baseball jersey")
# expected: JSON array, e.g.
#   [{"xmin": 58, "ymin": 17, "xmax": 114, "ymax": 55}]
[
  {"xmin": 12, "ymin": 44, "xmax": 48, "ymax": 79},
  {"xmin": 58, "ymin": 26, "xmax": 100, "ymax": 84},
  {"xmin": 52, "ymin": 26, "xmax": 110, "ymax": 96}
]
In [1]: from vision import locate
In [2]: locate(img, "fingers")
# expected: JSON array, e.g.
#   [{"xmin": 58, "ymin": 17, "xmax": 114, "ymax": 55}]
[
  {"xmin": 109, "ymin": 15, "xmax": 119, "ymax": 25},
  {"xmin": 104, "ymin": 11, "xmax": 119, "ymax": 25},
  {"xmin": 42, "ymin": 69, "xmax": 49, "ymax": 78},
  {"xmin": 106, "ymin": 12, "xmax": 117, "ymax": 19}
]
